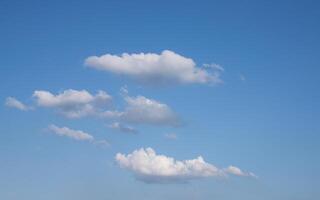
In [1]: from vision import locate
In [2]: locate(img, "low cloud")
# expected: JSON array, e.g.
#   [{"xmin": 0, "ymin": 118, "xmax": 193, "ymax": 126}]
[
  {"xmin": 115, "ymin": 148, "xmax": 255, "ymax": 183},
  {"xmin": 85, "ymin": 50, "xmax": 223, "ymax": 86},
  {"xmin": 33, "ymin": 89, "xmax": 112, "ymax": 118},
  {"xmin": 5, "ymin": 97, "xmax": 31, "ymax": 111}
]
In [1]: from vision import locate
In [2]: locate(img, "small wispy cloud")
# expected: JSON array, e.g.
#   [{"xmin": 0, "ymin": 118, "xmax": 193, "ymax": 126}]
[
  {"xmin": 93, "ymin": 139, "xmax": 110, "ymax": 148},
  {"xmin": 108, "ymin": 122, "xmax": 138, "ymax": 134},
  {"xmin": 48, "ymin": 124, "xmax": 94, "ymax": 141},
  {"xmin": 119, "ymin": 85, "xmax": 129, "ymax": 96},
  {"xmin": 5, "ymin": 97, "xmax": 32, "ymax": 111},
  {"xmin": 47, "ymin": 124, "xmax": 109, "ymax": 147},
  {"xmin": 164, "ymin": 133, "xmax": 177, "ymax": 140},
  {"xmin": 239, "ymin": 74, "xmax": 246, "ymax": 81},
  {"xmin": 203, "ymin": 63, "xmax": 224, "ymax": 72},
  {"xmin": 223, "ymin": 166, "xmax": 257, "ymax": 178}
]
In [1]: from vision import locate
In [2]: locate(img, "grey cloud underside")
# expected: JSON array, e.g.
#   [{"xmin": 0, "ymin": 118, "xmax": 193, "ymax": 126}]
[{"xmin": 102, "ymin": 95, "xmax": 180, "ymax": 127}]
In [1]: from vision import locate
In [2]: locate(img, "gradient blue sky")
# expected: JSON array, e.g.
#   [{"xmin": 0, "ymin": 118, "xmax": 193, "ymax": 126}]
[{"xmin": 1, "ymin": 0, "xmax": 320, "ymax": 199}]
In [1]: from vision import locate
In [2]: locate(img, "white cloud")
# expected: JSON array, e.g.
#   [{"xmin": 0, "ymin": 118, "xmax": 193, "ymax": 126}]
[
  {"xmin": 108, "ymin": 122, "xmax": 138, "ymax": 134},
  {"xmin": 121, "ymin": 95, "xmax": 179, "ymax": 126},
  {"xmin": 48, "ymin": 124, "xmax": 94, "ymax": 141},
  {"xmin": 164, "ymin": 133, "xmax": 178, "ymax": 140},
  {"xmin": 33, "ymin": 89, "xmax": 112, "ymax": 118},
  {"xmin": 102, "ymin": 95, "xmax": 179, "ymax": 126},
  {"xmin": 48, "ymin": 124, "xmax": 110, "ymax": 147},
  {"xmin": 115, "ymin": 148, "xmax": 254, "ymax": 183},
  {"xmin": 93, "ymin": 139, "xmax": 110, "ymax": 147},
  {"xmin": 85, "ymin": 50, "xmax": 223, "ymax": 86},
  {"xmin": 203, "ymin": 63, "xmax": 224, "ymax": 72},
  {"xmin": 5, "ymin": 97, "xmax": 31, "ymax": 111},
  {"xmin": 9, "ymin": 89, "xmax": 178, "ymax": 127},
  {"xmin": 119, "ymin": 85, "xmax": 129, "ymax": 96},
  {"xmin": 224, "ymin": 166, "xmax": 257, "ymax": 178}
]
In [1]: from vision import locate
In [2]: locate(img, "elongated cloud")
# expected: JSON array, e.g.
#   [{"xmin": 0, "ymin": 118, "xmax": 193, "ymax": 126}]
[
  {"xmin": 85, "ymin": 50, "xmax": 223, "ymax": 86},
  {"xmin": 48, "ymin": 124, "xmax": 109, "ymax": 146},
  {"xmin": 33, "ymin": 89, "xmax": 112, "ymax": 118},
  {"xmin": 102, "ymin": 95, "xmax": 179, "ymax": 126},
  {"xmin": 48, "ymin": 124, "xmax": 94, "ymax": 141},
  {"xmin": 115, "ymin": 148, "xmax": 255, "ymax": 183},
  {"xmin": 108, "ymin": 122, "xmax": 138, "ymax": 134},
  {"xmin": 224, "ymin": 166, "xmax": 257, "ymax": 177},
  {"xmin": 5, "ymin": 97, "xmax": 31, "ymax": 111},
  {"xmin": 7, "ymin": 88, "xmax": 178, "ymax": 127}
]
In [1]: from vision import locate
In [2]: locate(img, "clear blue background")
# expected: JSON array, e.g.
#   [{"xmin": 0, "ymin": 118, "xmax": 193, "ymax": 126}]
[{"xmin": 0, "ymin": 0, "xmax": 319, "ymax": 199}]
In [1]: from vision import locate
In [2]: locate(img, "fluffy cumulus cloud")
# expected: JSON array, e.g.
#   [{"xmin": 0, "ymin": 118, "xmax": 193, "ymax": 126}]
[
  {"xmin": 102, "ymin": 95, "xmax": 179, "ymax": 126},
  {"xmin": 85, "ymin": 50, "xmax": 223, "ymax": 86},
  {"xmin": 115, "ymin": 148, "xmax": 255, "ymax": 183},
  {"xmin": 48, "ymin": 124, "xmax": 94, "ymax": 141},
  {"xmin": 5, "ymin": 97, "xmax": 31, "ymax": 111},
  {"xmin": 33, "ymin": 89, "xmax": 112, "ymax": 118},
  {"xmin": 6, "ymin": 88, "xmax": 178, "ymax": 127}
]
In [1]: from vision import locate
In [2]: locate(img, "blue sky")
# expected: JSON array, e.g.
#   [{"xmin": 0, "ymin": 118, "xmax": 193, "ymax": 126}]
[{"xmin": 1, "ymin": 0, "xmax": 319, "ymax": 199}]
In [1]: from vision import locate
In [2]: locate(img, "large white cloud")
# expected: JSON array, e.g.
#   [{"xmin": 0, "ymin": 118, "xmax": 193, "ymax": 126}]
[
  {"xmin": 33, "ymin": 89, "xmax": 112, "ymax": 118},
  {"xmin": 85, "ymin": 50, "xmax": 223, "ymax": 86},
  {"xmin": 115, "ymin": 148, "xmax": 255, "ymax": 183},
  {"xmin": 102, "ymin": 95, "xmax": 179, "ymax": 126},
  {"xmin": 5, "ymin": 97, "xmax": 31, "ymax": 111}
]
